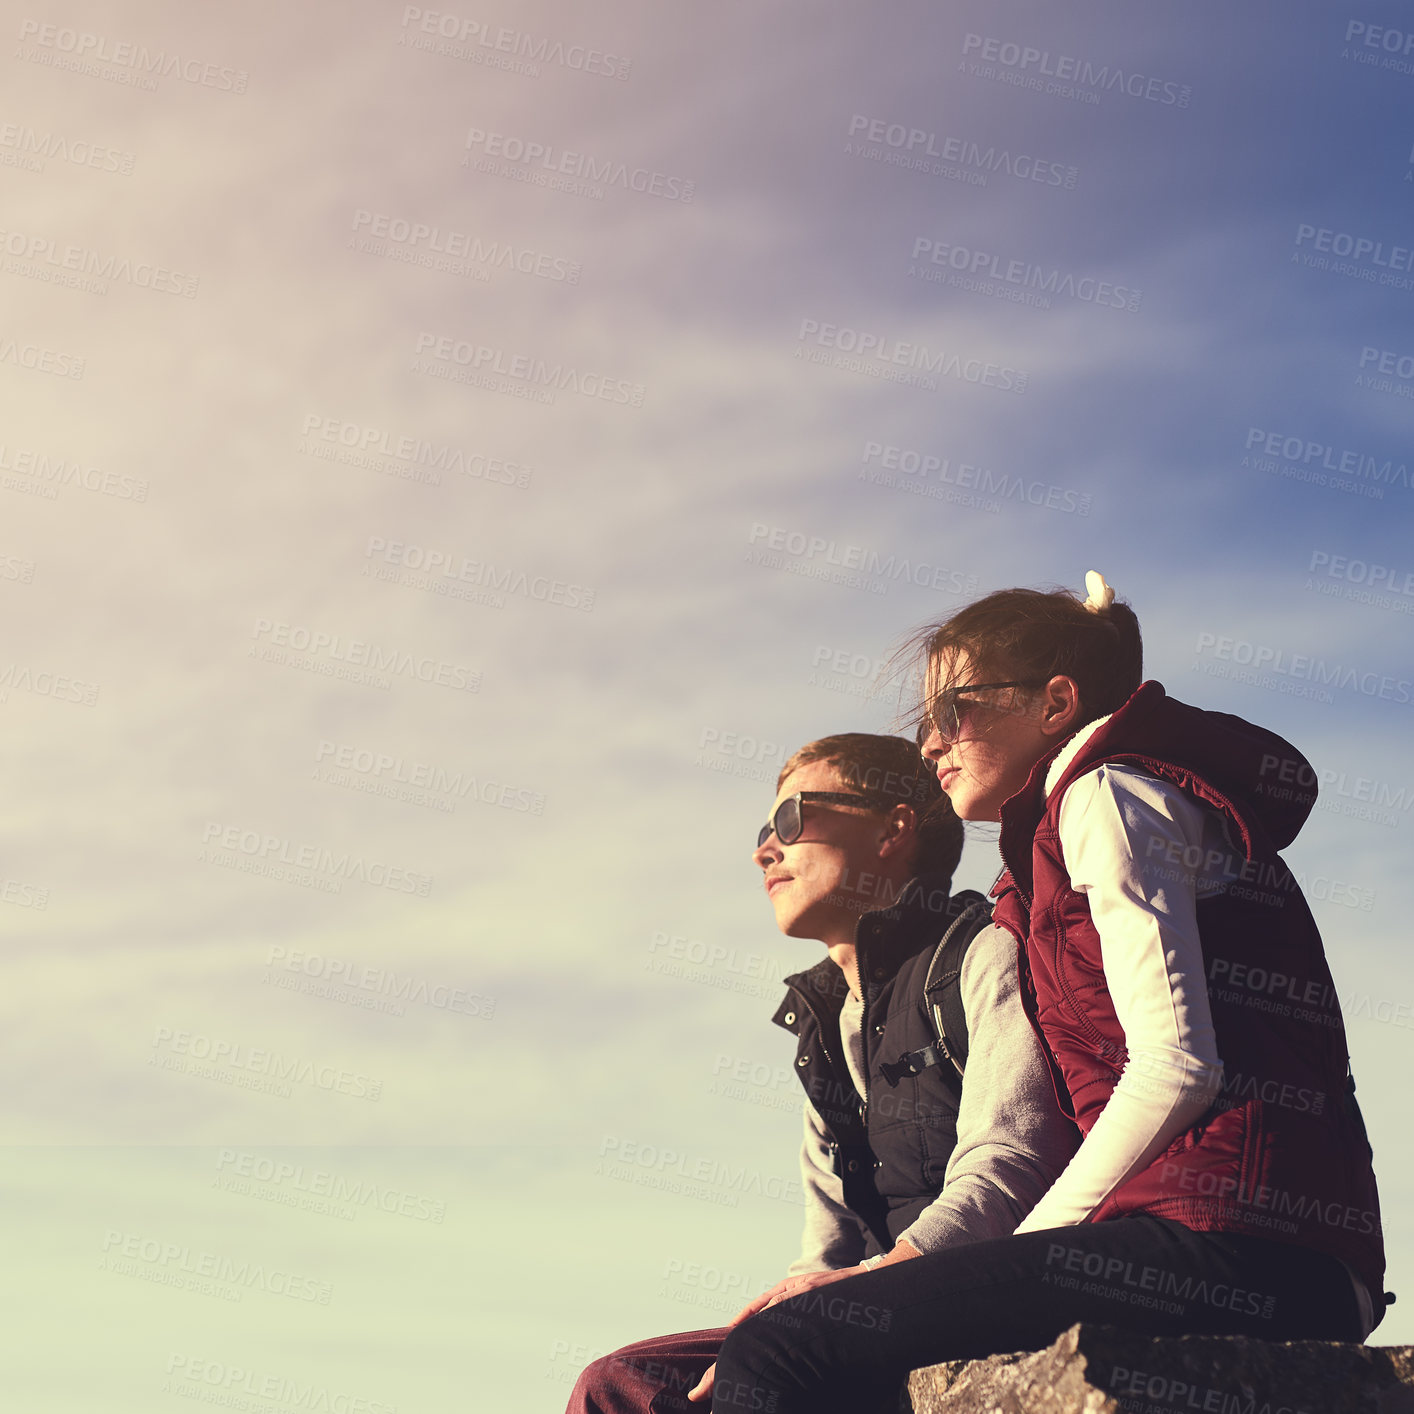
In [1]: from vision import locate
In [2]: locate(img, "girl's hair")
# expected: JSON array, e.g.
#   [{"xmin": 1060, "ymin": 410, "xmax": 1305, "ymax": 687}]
[
  {"xmin": 777, "ymin": 732, "xmax": 964, "ymax": 882},
  {"xmin": 906, "ymin": 585, "xmax": 1144, "ymax": 728}
]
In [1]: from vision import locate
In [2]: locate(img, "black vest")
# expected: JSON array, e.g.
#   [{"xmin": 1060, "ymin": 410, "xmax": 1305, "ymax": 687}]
[{"xmin": 771, "ymin": 878, "xmax": 980, "ymax": 1256}]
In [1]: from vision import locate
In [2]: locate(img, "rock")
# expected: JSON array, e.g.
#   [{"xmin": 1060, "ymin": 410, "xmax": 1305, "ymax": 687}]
[{"xmin": 905, "ymin": 1323, "xmax": 1414, "ymax": 1413}]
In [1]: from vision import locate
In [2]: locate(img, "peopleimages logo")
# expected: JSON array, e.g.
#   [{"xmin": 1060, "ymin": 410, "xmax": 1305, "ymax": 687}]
[
  {"xmin": 1194, "ymin": 632, "xmax": 1411, "ymax": 700},
  {"xmin": 15, "ymin": 20, "xmax": 249, "ymax": 93},
  {"xmin": 299, "ymin": 414, "xmax": 530, "ymax": 488},
  {"xmin": 1342, "ymin": 20, "xmax": 1414, "ymax": 76},
  {"xmin": 844, "ymin": 113, "xmax": 1078, "ymax": 189},
  {"xmin": 0, "ymin": 224, "xmax": 197, "ymax": 295},
  {"xmin": 399, "ymin": 7, "xmax": 631, "ymax": 80},
  {"xmin": 1355, "ymin": 344, "xmax": 1414, "ymax": 401},
  {"xmin": 746, "ymin": 522, "xmax": 978, "ymax": 597},
  {"xmin": 859, "ymin": 441, "xmax": 1092, "ymax": 516},
  {"xmin": 102, "ymin": 1231, "xmax": 331, "ymax": 1303},
  {"xmin": 1292, "ymin": 223, "xmax": 1414, "ymax": 290},
  {"xmin": 796, "ymin": 319, "xmax": 1027, "ymax": 393},
  {"xmin": 151, "ymin": 1025, "xmax": 383, "ymax": 1102},
  {"xmin": 462, "ymin": 127, "xmax": 693, "ymax": 201},
  {"xmin": 350, "ymin": 209, "xmax": 580, "ymax": 283},
  {"xmin": 909, "ymin": 237, "xmax": 1140, "ymax": 312},
  {"xmin": 959, "ymin": 33, "xmax": 1192, "ymax": 106},
  {"xmin": 250, "ymin": 617, "xmax": 482, "ymax": 693},
  {"xmin": 0, "ymin": 122, "xmax": 136, "ymax": 175},
  {"xmin": 163, "ymin": 1355, "xmax": 395, "ymax": 1413},
  {"xmin": 412, "ymin": 331, "xmax": 645, "ymax": 407},
  {"xmin": 0, "ymin": 443, "xmax": 148, "ymax": 500},
  {"xmin": 0, "ymin": 335, "xmax": 84, "ymax": 378},
  {"xmin": 216, "ymin": 1148, "xmax": 448, "ymax": 1222},
  {"xmin": 200, "ymin": 822, "xmax": 434, "ymax": 897},
  {"xmin": 1242, "ymin": 426, "xmax": 1410, "ymax": 502}
]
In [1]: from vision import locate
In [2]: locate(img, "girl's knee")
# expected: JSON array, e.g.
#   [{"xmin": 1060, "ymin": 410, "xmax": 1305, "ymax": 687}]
[{"xmin": 714, "ymin": 1310, "xmax": 824, "ymax": 1411}]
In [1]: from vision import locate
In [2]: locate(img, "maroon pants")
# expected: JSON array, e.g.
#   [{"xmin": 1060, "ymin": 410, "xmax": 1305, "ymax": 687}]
[{"xmin": 566, "ymin": 1326, "xmax": 729, "ymax": 1414}]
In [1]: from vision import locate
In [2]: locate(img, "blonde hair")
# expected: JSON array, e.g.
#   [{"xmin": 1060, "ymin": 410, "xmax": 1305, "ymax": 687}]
[{"xmin": 778, "ymin": 732, "xmax": 964, "ymax": 880}]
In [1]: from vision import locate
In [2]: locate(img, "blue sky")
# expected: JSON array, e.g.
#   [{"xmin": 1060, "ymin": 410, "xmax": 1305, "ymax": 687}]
[{"xmin": 3, "ymin": 1, "xmax": 1412, "ymax": 1408}]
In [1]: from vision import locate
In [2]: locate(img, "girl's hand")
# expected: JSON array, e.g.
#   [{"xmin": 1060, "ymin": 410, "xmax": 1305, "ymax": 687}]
[
  {"xmin": 727, "ymin": 1263, "xmax": 862, "ymax": 1328},
  {"xmin": 687, "ymin": 1266, "xmax": 873, "ymax": 1405},
  {"xmin": 687, "ymin": 1246, "xmax": 920, "ymax": 1402}
]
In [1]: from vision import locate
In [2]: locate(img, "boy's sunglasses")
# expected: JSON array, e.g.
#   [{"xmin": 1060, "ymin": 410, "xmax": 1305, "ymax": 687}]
[
  {"xmin": 918, "ymin": 680, "xmax": 1048, "ymax": 748},
  {"xmin": 756, "ymin": 791, "xmax": 891, "ymax": 849}
]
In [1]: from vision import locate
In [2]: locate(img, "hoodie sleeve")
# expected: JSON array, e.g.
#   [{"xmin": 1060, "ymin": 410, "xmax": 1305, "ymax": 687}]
[
  {"xmin": 789, "ymin": 1098, "xmax": 868, "ymax": 1274},
  {"xmin": 1014, "ymin": 763, "xmax": 1227, "ymax": 1232},
  {"xmin": 895, "ymin": 924, "xmax": 1079, "ymax": 1252}
]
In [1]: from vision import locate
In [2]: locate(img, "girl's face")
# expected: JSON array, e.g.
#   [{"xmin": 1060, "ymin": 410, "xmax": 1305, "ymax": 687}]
[{"xmin": 917, "ymin": 650, "xmax": 1059, "ymax": 822}]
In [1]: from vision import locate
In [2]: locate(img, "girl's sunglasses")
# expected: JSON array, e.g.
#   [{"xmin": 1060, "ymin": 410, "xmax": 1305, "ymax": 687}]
[
  {"xmin": 756, "ymin": 791, "xmax": 888, "ymax": 849},
  {"xmin": 918, "ymin": 680, "xmax": 1047, "ymax": 748}
]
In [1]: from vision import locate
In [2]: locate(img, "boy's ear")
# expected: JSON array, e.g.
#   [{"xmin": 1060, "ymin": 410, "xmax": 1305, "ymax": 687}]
[{"xmin": 876, "ymin": 804, "xmax": 917, "ymax": 858}]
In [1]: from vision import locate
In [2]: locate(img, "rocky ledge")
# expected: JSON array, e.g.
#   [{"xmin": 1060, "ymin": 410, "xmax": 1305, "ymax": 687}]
[{"xmin": 906, "ymin": 1323, "xmax": 1414, "ymax": 1413}]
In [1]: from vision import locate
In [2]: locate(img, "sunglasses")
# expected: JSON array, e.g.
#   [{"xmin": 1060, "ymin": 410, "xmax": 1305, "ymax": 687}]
[
  {"xmin": 917, "ymin": 680, "xmax": 1047, "ymax": 748},
  {"xmin": 756, "ymin": 791, "xmax": 891, "ymax": 850}
]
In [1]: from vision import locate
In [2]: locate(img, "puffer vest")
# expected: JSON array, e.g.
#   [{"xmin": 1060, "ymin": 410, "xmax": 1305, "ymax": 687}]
[
  {"xmin": 772, "ymin": 878, "xmax": 980, "ymax": 1256},
  {"xmin": 991, "ymin": 682, "xmax": 1385, "ymax": 1308}
]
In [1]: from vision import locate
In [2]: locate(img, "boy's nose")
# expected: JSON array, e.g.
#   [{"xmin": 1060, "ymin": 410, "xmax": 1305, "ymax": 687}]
[{"xmin": 752, "ymin": 838, "xmax": 781, "ymax": 870}]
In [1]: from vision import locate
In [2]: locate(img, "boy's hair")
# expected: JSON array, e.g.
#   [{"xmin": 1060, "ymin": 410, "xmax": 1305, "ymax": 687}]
[
  {"xmin": 907, "ymin": 585, "xmax": 1143, "ymax": 728},
  {"xmin": 777, "ymin": 732, "xmax": 964, "ymax": 882}
]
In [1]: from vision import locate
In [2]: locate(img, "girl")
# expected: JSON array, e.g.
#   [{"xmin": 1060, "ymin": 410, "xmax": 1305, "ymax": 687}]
[{"xmin": 708, "ymin": 574, "xmax": 1384, "ymax": 1414}]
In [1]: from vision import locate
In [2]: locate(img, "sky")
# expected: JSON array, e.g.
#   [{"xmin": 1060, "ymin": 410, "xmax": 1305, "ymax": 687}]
[{"xmin": 4, "ymin": 1, "xmax": 1414, "ymax": 1408}]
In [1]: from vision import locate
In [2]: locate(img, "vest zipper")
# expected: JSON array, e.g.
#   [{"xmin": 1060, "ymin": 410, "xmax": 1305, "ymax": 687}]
[
  {"xmin": 790, "ymin": 985, "xmax": 842, "ymax": 1074},
  {"xmin": 857, "ymin": 942, "xmax": 871, "ymax": 1128}
]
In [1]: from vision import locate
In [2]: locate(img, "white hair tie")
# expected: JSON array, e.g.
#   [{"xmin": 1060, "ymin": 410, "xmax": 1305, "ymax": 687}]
[{"xmin": 1082, "ymin": 570, "xmax": 1115, "ymax": 613}]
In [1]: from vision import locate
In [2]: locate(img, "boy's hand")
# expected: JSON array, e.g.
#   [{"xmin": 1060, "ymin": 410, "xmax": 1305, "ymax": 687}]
[{"xmin": 687, "ymin": 1362, "xmax": 715, "ymax": 1402}]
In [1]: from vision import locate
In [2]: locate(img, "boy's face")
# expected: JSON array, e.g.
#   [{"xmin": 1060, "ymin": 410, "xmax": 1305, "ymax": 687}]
[{"xmin": 751, "ymin": 759, "xmax": 903, "ymax": 942}]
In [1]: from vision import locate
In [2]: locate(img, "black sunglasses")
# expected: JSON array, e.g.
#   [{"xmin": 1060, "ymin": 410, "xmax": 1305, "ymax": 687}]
[
  {"xmin": 756, "ymin": 791, "xmax": 892, "ymax": 849},
  {"xmin": 917, "ymin": 680, "xmax": 1048, "ymax": 748}
]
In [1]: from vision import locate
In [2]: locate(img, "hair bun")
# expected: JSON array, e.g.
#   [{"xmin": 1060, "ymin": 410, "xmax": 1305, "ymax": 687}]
[{"xmin": 1082, "ymin": 570, "xmax": 1115, "ymax": 613}]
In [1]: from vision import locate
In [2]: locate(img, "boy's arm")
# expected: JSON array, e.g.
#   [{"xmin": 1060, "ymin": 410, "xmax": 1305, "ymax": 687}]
[{"xmin": 789, "ymin": 1098, "xmax": 868, "ymax": 1274}]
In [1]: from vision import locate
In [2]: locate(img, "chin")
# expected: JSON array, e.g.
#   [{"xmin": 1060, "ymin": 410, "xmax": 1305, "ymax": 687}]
[
  {"xmin": 940, "ymin": 781, "xmax": 1000, "ymax": 823},
  {"xmin": 771, "ymin": 899, "xmax": 804, "ymax": 935},
  {"xmin": 942, "ymin": 791, "xmax": 982, "ymax": 822},
  {"xmin": 955, "ymin": 802, "xmax": 1002, "ymax": 825},
  {"xmin": 779, "ymin": 904, "xmax": 827, "ymax": 942}
]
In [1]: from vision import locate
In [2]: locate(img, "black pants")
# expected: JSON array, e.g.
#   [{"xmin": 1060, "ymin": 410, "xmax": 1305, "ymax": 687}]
[{"xmin": 711, "ymin": 1217, "xmax": 1365, "ymax": 1414}]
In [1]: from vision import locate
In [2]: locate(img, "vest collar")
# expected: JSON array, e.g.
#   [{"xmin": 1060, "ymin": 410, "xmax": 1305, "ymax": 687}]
[
  {"xmin": 1042, "ymin": 713, "xmax": 1113, "ymax": 798},
  {"xmin": 779, "ymin": 871, "xmax": 957, "ymax": 1016},
  {"xmin": 997, "ymin": 683, "xmax": 1166, "ymax": 900}
]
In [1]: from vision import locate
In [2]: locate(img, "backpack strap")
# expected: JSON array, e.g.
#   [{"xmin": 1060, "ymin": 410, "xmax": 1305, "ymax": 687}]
[
  {"xmin": 877, "ymin": 891, "xmax": 993, "ymax": 1088},
  {"xmin": 921, "ymin": 890, "xmax": 993, "ymax": 1076}
]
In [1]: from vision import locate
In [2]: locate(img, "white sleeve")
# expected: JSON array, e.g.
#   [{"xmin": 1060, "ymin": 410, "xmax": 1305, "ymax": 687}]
[
  {"xmin": 788, "ymin": 1098, "xmax": 868, "ymax": 1274},
  {"xmin": 1014, "ymin": 764, "xmax": 1225, "ymax": 1233},
  {"xmin": 895, "ymin": 925, "xmax": 1079, "ymax": 1253}
]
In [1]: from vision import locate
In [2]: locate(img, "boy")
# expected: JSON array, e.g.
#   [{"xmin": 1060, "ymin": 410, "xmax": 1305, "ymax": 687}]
[{"xmin": 568, "ymin": 733, "xmax": 1075, "ymax": 1413}]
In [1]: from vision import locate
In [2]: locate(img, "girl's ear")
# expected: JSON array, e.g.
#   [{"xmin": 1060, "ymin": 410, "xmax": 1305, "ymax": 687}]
[{"xmin": 1037, "ymin": 675, "xmax": 1084, "ymax": 739}]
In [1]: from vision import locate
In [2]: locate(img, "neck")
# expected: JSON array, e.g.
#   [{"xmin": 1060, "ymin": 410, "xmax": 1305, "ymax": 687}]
[
  {"xmin": 809, "ymin": 862, "xmax": 918, "ymax": 998},
  {"xmin": 827, "ymin": 940, "xmax": 861, "ymax": 998}
]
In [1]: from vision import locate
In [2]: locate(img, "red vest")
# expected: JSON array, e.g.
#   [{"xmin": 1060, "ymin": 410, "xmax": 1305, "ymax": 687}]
[{"xmin": 991, "ymin": 682, "xmax": 1385, "ymax": 1304}]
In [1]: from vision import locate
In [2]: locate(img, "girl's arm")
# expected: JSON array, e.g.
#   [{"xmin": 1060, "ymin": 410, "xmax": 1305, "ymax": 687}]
[
  {"xmin": 1014, "ymin": 763, "xmax": 1228, "ymax": 1233},
  {"xmin": 897, "ymin": 924, "xmax": 1079, "ymax": 1252}
]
